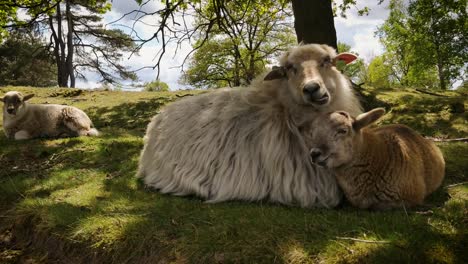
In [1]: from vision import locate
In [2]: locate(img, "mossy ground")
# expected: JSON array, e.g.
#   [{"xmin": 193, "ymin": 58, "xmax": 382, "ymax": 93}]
[{"xmin": 0, "ymin": 86, "xmax": 466, "ymax": 263}]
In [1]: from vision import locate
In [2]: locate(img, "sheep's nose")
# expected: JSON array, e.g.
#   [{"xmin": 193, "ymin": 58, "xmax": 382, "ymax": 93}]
[
  {"xmin": 310, "ymin": 148, "xmax": 322, "ymax": 162},
  {"xmin": 7, "ymin": 108, "xmax": 14, "ymax": 114},
  {"xmin": 303, "ymin": 82, "xmax": 321, "ymax": 98}
]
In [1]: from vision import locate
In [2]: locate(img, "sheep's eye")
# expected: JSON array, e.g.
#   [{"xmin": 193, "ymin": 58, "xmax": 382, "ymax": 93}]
[
  {"xmin": 321, "ymin": 57, "xmax": 331, "ymax": 67},
  {"xmin": 286, "ymin": 64, "xmax": 297, "ymax": 74}
]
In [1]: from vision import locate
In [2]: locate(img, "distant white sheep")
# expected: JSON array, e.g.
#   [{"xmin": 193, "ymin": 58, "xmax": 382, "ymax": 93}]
[
  {"xmin": 303, "ymin": 108, "xmax": 445, "ymax": 210},
  {"xmin": 1, "ymin": 91, "xmax": 99, "ymax": 140},
  {"xmin": 137, "ymin": 44, "xmax": 362, "ymax": 208}
]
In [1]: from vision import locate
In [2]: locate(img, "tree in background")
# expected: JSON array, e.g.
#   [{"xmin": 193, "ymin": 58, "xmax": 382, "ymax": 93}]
[
  {"xmin": 0, "ymin": 28, "xmax": 56, "ymax": 87},
  {"xmin": 181, "ymin": 0, "xmax": 295, "ymax": 89},
  {"xmin": 181, "ymin": 39, "xmax": 241, "ymax": 88},
  {"xmin": 408, "ymin": 0, "xmax": 467, "ymax": 90},
  {"xmin": 122, "ymin": 0, "xmax": 370, "ymax": 79},
  {"xmin": 0, "ymin": 2, "xmax": 20, "ymax": 40},
  {"xmin": 366, "ymin": 55, "xmax": 394, "ymax": 88},
  {"xmin": 144, "ymin": 80, "xmax": 169, "ymax": 92},
  {"xmin": 376, "ymin": 0, "xmax": 414, "ymax": 86},
  {"xmin": 377, "ymin": 0, "xmax": 466, "ymax": 89},
  {"xmin": 0, "ymin": 0, "xmax": 57, "ymax": 41},
  {"xmin": 1, "ymin": 0, "xmax": 137, "ymax": 88},
  {"xmin": 45, "ymin": 0, "xmax": 137, "ymax": 87}
]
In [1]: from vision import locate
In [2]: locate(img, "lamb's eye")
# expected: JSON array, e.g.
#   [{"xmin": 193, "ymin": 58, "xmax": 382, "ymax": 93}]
[{"xmin": 337, "ymin": 128, "xmax": 348, "ymax": 135}]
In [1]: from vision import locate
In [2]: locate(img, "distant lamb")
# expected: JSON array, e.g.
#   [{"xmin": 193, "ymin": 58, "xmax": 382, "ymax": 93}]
[
  {"xmin": 137, "ymin": 44, "xmax": 362, "ymax": 208},
  {"xmin": 303, "ymin": 108, "xmax": 445, "ymax": 210},
  {"xmin": 1, "ymin": 91, "xmax": 99, "ymax": 140}
]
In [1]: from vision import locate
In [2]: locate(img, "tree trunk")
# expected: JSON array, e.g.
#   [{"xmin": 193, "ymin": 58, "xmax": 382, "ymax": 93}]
[
  {"xmin": 434, "ymin": 41, "xmax": 446, "ymax": 90},
  {"xmin": 49, "ymin": 16, "xmax": 62, "ymax": 86},
  {"xmin": 65, "ymin": 0, "xmax": 75, "ymax": 88},
  {"xmin": 436, "ymin": 62, "xmax": 446, "ymax": 90},
  {"xmin": 291, "ymin": 0, "xmax": 337, "ymax": 50},
  {"xmin": 50, "ymin": 3, "xmax": 69, "ymax": 87}
]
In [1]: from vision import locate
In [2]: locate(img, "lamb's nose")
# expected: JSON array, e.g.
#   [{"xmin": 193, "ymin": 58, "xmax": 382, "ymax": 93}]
[
  {"xmin": 7, "ymin": 108, "xmax": 14, "ymax": 114},
  {"xmin": 303, "ymin": 82, "xmax": 321, "ymax": 97},
  {"xmin": 310, "ymin": 148, "xmax": 322, "ymax": 162}
]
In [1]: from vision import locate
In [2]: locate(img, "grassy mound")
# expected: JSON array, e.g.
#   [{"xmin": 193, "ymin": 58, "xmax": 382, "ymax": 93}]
[{"xmin": 0, "ymin": 86, "xmax": 466, "ymax": 263}]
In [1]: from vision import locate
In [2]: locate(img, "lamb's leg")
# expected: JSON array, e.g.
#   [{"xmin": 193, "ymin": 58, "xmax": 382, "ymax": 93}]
[
  {"xmin": 73, "ymin": 128, "xmax": 99, "ymax": 137},
  {"xmin": 62, "ymin": 107, "xmax": 98, "ymax": 137},
  {"xmin": 14, "ymin": 130, "xmax": 31, "ymax": 140}
]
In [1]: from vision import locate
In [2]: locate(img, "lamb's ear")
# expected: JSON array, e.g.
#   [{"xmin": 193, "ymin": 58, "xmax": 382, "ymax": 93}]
[
  {"xmin": 264, "ymin": 66, "xmax": 286, "ymax": 81},
  {"xmin": 353, "ymin": 108, "xmax": 385, "ymax": 131},
  {"xmin": 23, "ymin": 94, "xmax": 34, "ymax": 101},
  {"xmin": 331, "ymin": 111, "xmax": 351, "ymax": 121},
  {"xmin": 334, "ymin": 52, "xmax": 358, "ymax": 65}
]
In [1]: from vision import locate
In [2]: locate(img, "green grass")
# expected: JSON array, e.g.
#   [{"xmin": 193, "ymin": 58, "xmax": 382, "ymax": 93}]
[
  {"xmin": 0, "ymin": 86, "xmax": 467, "ymax": 263},
  {"xmin": 358, "ymin": 86, "xmax": 468, "ymax": 138}
]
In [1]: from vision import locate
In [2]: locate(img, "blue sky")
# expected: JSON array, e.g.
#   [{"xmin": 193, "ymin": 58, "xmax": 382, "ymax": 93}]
[{"xmin": 75, "ymin": 1, "xmax": 390, "ymax": 90}]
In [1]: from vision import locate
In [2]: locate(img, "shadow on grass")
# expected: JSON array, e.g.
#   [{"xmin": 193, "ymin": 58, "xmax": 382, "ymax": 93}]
[
  {"xmin": 354, "ymin": 85, "xmax": 391, "ymax": 111},
  {"xmin": 0, "ymin": 91, "xmax": 467, "ymax": 263},
  {"xmin": 86, "ymin": 97, "xmax": 173, "ymax": 136},
  {"xmin": 374, "ymin": 89, "xmax": 467, "ymax": 138},
  {"xmin": 1, "ymin": 131, "xmax": 466, "ymax": 263}
]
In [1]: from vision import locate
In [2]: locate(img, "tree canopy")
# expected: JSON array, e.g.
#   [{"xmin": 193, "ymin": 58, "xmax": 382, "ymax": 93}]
[
  {"xmin": 1, "ymin": 0, "xmax": 137, "ymax": 88},
  {"xmin": 144, "ymin": 79, "xmax": 170, "ymax": 92},
  {"xmin": 0, "ymin": 28, "xmax": 56, "ymax": 87},
  {"xmin": 377, "ymin": 0, "xmax": 467, "ymax": 89},
  {"xmin": 180, "ymin": 0, "xmax": 295, "ymax": 88},
  {"xmin": 118, "ymin": 0, "xmax": 367, "ymax": 79}
]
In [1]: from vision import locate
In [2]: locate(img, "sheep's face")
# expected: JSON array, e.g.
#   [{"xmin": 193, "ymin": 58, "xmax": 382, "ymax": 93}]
[
  {"xmin": 304, "ymin": 108, "xmax": 385, "ymax": 169},
  {"xmin": 264, "ymin": 44, "xmax": 357, "ymax": 107},
  {"xmin": 0, "ymin": 91, "xmax": 34, "ymax": 116}
]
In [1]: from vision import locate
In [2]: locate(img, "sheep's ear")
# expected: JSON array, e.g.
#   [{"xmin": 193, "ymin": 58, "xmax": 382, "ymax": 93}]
[
  {"xmin": 353, "ymin": 108, "xmax": 385, "ymax": 131},
  {"xmin": 23, "ymin": 94, "xmax": 34, "ymax": 101},
  {"xmin": 264, "ymin": 66, "xmax": 286, "ymax": 81},
  {"xmin": 334, "ymin": 52, "xmax": 358, "ymax": 65}
]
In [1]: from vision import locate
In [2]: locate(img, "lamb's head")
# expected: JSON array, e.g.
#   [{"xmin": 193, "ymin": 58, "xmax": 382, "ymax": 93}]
[
  {"xmin": 303, "ymin": 108, "xmax": 385, "ymax": 168},
  {"xmin": 264, "ymin": 44, "xmax": 357, "ymax": 107},
  {"xmin": 0, "ymin": 91, "xmax": 34, "ymax": 116}
]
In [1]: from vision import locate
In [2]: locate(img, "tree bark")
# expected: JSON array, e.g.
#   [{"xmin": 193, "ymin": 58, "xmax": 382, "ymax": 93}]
[
  {"xmin": 291, "ymin": 0, "xmax": 337, "ymax": 50},
  {"xmin": 65, "ymin": 0, "xmax": 75, "ymax": 88},
  {"xmin": 49, "ymin": 16, "xmax": 62, "ymax": 86},
  {"xmin": 50, "ymin": 3, "xmax": 69, "ymax": 87},
  {"xmin": 434, "ymin": 40, "xmax": 446, "ymax": 90}
]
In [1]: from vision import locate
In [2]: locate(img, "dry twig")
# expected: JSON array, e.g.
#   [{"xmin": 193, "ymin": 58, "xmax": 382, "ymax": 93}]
[{"xmin": 335, "ymin": 237, "xmax": 391, "ymax": 244}]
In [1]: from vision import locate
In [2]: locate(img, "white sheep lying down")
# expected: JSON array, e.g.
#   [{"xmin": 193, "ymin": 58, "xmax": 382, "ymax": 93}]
[
  {"xmin": 304, "ymin": 108, "xmax": 445, "ymax": 210},
  {"xmin": 1, "ymin": 91, "xmax": 99, "ymax": 140},
  {"xmin": 138, "ymin": 44, "xmax": 362, "ymax": 208}
]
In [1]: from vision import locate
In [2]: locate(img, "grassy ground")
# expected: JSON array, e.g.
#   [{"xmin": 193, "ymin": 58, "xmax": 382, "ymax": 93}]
[{"xmin": 0, "ymin": 86, "xmax": 466, "ymax": 263}]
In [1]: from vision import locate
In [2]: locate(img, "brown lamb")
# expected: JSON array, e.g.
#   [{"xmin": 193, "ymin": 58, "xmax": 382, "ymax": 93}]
[{"xmin": 302, "ymin": 108, "xmax": 445, "ymax": 210}]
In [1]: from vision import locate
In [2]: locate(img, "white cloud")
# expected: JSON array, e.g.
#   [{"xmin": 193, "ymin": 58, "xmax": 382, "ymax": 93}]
[
  {"xmin": 335, "ymin": 1, "xmax": 389, "ymax": 62},
  {"xmin": 76, "ymin": 41, "xmax": 193, "ymax": 90}
]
